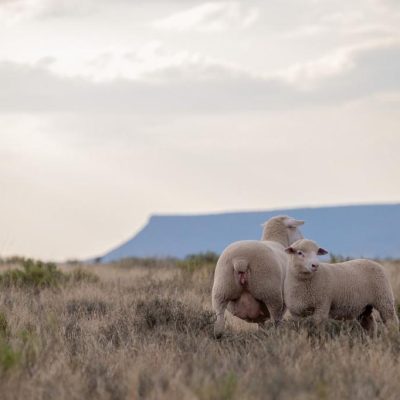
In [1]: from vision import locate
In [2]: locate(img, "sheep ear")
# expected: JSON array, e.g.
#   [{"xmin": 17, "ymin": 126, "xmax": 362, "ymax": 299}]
[
  {"xmin": 284, "ymin": 218, "xmax": 305, "ymax": 228},
  {"xmin": 285, "ymin": 247, "xmax": 296, "ymax": 254},
  {"xmin": 317, "ymin": 248, "xmax": 328, "ymax": 256}
]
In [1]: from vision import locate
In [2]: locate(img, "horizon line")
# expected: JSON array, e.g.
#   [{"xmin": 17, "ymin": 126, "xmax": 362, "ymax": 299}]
[{"xmin": 149, "ymin": 201, "xmax": 400, "ymax": 219}]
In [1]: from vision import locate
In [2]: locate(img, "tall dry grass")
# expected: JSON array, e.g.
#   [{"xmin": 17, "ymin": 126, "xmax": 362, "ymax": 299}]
[{"xmin": 0, "ymin": 258, "xmax": 399, "ymax": 400}]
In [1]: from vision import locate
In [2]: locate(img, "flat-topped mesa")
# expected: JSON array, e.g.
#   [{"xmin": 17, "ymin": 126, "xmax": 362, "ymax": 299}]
[{"xmin": 261, "ymin": 215, "xmax": 304, "ymax": 247}]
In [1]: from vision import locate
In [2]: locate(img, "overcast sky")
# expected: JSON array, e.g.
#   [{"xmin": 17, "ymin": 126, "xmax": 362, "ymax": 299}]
[{"xmin": 0, "ymin": 0, "xmax": 399, "ymax": 260}]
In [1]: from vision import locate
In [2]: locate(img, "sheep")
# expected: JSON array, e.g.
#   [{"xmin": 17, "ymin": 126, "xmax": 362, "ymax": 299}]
[
  {"xmin": 212, "ymin": 215, "xmax": 305, "ymax": 337},
  {"xmin": 284, "ymin": 239, "xmax": 399, "ymax": 335}
]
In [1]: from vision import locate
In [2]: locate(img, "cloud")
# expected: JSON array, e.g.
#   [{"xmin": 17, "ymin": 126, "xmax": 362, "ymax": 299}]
[
  {"xmin": 153, "ymin": 1, "xmax": 259, "ymax": 32},
  {"xmin": 0, "ymin": 58, "xmax": 274, "ymax": 113},
  {"xmin": 372, "ymin": 0, "xmax": 400, "ymax": 10},
  {"xmin": 0, "ymin": 40, "xmax": 399, "ymax": 114},
  {"xmin": 82, "ymin": 42, "xmax": 242, "ymax": 82},
  {"xmin": 0, "ymin": 0, "xmax": 95, "ymax": 22},
  {"xmin": 280, "ymin": 0, "xmax": 400, "ymax": 41},
  {"xmin": 0, "ymin": 0, "xmax": 249, "ymax": 23},
  {"xmin": 294, "ymin": 40, "xmax": 400, "ymax": 101}
]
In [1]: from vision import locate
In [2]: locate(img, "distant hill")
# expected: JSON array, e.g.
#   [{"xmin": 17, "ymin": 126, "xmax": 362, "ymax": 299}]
[{"xmin": 98, "ymin": 204, "xmax": 400, "ymax": 262}]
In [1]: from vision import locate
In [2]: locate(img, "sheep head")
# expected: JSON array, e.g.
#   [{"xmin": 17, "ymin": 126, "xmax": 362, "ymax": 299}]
[
  {"xmin": 261, "ymin": 215, "xmax": 306, "ymax": 246},
  {"xmin": 285, "ymin": 239, "xmax": 328, "ymax": 275}
]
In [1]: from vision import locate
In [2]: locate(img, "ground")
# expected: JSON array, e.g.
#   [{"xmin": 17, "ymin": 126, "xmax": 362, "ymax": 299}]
[{"xmin": 0, "ymin": 258, "xmax": 399, "ymax": 400}]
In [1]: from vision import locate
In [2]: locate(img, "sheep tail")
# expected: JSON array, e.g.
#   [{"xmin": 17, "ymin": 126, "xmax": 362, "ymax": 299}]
[
  {"xmin": 233, "ymin": 259, "xmax": 249, "ymax": 286},
  {"xmin": 232, "ymin": 258, "xmax": 249, "ymax": 273}
]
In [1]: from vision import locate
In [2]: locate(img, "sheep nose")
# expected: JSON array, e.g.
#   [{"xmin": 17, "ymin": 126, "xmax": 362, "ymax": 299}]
[{"xmin": 312, "ymin": 264, "xmax": 319, "ymax": 270}]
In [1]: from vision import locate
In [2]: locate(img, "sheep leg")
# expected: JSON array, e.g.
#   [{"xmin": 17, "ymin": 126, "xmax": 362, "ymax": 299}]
[
  {"xmin": 375, "ymin": 302, "xmax": 399, "ymax": 331},
  {"xmin": 357, "ymin": 305, "xmax": 377, "ymax": 337},
  {"xmin": 359, "ymin": 315, "xmax": 377, "ymax": 338},
  {"xmin": 213, "ymin": 299, "xmax": 228, "ymax": 338},
  {"xmin": 256, "ymin": 302, "xmax": 272, "ymax": 330},
  {"xmin": 312, "ymin": 302, "xmax": 330, "ymax": 324},
  {"xmin": 259, "ymin": 297, "xmax": 284, "ymax": 326}
]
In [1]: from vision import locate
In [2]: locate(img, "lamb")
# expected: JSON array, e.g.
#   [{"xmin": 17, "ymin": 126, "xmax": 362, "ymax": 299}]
[
  {"xmin": 284, "ymin": 239, "xmax": 399, "ymax": 334},
  {"xmin": 212, "ymin": 215, "xmax": 305, "ymax": 337}
]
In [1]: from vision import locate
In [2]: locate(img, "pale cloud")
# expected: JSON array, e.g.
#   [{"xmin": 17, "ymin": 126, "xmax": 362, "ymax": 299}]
[
  {"xmin": 153, "ymin": 1, "xmax": 259, "ymax": 32},
  {"xmin": 80, "ymin": 42, "xmax": 236, "ymax": 82},
  {"xmin": 0, "ymin": 0, "xmax": 95, "ymax": 24},
  {"xmin": 278, "ymin": 39, "xmax": 400, "ymax": 90},
  {"xmin": 0, "ymin": 0, "xmax": 254, "ymax": 25},
  {"xmin": 1, "ymin": 39, "xmax": 399, "ymax": 115},
  {"xmin": 320, "ymin": 11, "xmax": 365, "ymax": 25},
  {"xmin": 277, "ymin": 48, "xmax": 352, "ymax": 87},
  {"xmin": 371, "ymin": 0, "xmax": 400, "ymax": 11},
  {"xmin": 283, "ymin": 0, "xmax": 400, "ymax": 40}
]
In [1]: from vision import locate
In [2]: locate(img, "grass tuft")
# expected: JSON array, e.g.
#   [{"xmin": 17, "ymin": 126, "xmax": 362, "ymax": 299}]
[
  {"xmin": 66, "ymin": 299, "xmax": 109, "ymax": 318},
  {"xmin": 134, "ymin": 298, "xmax": 214, "ymax": 335}
]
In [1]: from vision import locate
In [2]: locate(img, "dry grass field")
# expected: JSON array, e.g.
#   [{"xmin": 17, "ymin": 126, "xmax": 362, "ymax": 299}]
[{"xmin": 0, "ymin": 257, "xmax": 399, "ymax": 400}]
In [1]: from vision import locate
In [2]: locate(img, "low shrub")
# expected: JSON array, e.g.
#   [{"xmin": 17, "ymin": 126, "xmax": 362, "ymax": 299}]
[
  {"xmin": 112, "ymin": 257, "xmax": 177, "ymax": 269},
  {"xmin": 177, "ymin": 252, "xmax": 219, "ymax": 273},
  {"xmin": 0, "ymin": 256, "xmax": 26, "ymax": 266},
  {"xmin": 19, "ymin": 329, "xmax": 41, "ymax": 370},
  {"xmin": 0, "ymin": 340, "xmax": 21, "ymax": 372},
  {"xmin": 329, "ymin": 254, "xmax": 352, "ymax": 263},
  {"xmin": 0, "ymin": 314, "xmax": 20, "ymax": 372},
  {"xmin": 0, "ymin": 312, "xmax": 9, "ymax": 338},
  {"xmin": 0, "ymin": 259, "xmax": 100, "ymax": 290},
  {"xmin": 0, "ymin": 259, "xmax": 66, "ymax": 289},
  {"xmin": 196, "ymin": 372, "xmax": 238, "ymax": 400},
  {"xmin": 69, "ymin": 268, "xmax": 100, "ymax": 284}
]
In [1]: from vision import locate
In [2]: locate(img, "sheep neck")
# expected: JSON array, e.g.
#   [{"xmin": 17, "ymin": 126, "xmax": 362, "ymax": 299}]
[
  {"xmin": 261, "ymin": 224, "xmax": 290, "ymax": 247},
  {"xmin": 288, "ymin": 265, "xmax": 315, "ymax": 282}
]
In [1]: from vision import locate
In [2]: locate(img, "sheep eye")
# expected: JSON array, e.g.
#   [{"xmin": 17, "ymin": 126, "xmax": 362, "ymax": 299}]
[{"xmin": 297, "ymin": 251, "xmax": 303, "ymax": 256}]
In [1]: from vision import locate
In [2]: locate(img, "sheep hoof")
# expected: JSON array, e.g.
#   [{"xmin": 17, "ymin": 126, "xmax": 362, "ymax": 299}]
[
  {"xmin": 213, "ymin": 318, "xmax": 225, "ymax": 339},
  {"xmin": 213, "ymin": 327, "xmax": 224, "ymax": 339}
]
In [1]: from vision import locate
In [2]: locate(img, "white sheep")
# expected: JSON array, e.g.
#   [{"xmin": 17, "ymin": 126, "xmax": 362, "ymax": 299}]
[
  {"xmin": 212, "ymin": 215, "xmax": 305, "ymax": 337},
  {"xmin": 284, "ymin": 239, "xmax": 399, "ymax": 334}
]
